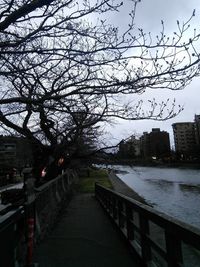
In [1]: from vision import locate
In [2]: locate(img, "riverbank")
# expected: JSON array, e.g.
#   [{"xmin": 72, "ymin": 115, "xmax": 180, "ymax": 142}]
[
  {"xmin": 77, "ymin": 167, "xmax": 148, "ymax": 205},
  {"xmin": 96, "ymin": 160, "xmax": 200, "ymax": 169},
  {"xmin": 76, "ymin": 168, "xmax": 113, "ymax": 193},
  {"xmin": 108, "ymin": 170, "xmax": 148, "ymax": 205}
]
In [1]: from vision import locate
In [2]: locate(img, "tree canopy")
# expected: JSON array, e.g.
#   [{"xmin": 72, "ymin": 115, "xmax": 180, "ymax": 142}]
[{"xmin": 0, "ymin": 0, "xmax": 200, "ymax": 179}]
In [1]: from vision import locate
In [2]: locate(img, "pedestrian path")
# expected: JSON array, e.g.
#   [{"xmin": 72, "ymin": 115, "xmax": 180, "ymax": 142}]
[{"xmin": 33, "ymin": 193, "xmax": 137, "ymax": 267}]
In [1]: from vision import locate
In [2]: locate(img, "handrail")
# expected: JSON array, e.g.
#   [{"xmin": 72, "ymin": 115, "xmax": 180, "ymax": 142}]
[
  {"xmin": 0, "ymin": 170, "xmax": 76, "ymax": 267},
  {"xmin": 0, "ymin": 206, "xmax": 24, "ymax": 232},
  {"xmin": 95, "ymin": 183, "xmax": 200, "ymax": 267},
  {"xmin": 36, "ymin": 170, "xmax": 74, "ymax": 192},
  {"xmin": 0, "ymin": 206, "xmax": 25, "ymax": 267}
]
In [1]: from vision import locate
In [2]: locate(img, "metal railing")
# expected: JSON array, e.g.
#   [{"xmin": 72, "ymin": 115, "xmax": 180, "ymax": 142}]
[{"xmin": 95, "ymin": 183, "xmax": 200, "ymax": 267}]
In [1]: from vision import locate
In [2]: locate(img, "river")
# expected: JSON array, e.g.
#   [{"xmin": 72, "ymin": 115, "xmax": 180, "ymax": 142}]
[{"xmin": 112, "ymin": 165, "xmax": 200, "ymax": 229}]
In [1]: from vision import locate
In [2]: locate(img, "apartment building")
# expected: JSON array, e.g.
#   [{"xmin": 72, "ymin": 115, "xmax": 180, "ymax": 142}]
[
  {"xmin": 194, "ymin": 115, "xmax": 200, "ymax": 145},
  {"xmin": 140, "ymin": 128, "xmax": 170, "ymax": 158},
  {"xmin": 0, "ymin": 136, "xmax": 33, "ymax": 172},
  {"xmin": 172, "ymin": 122, "xmax": 196, "ymax": 155}
]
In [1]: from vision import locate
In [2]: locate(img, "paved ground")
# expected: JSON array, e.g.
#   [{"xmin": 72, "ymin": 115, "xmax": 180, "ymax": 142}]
[{"xmin": 33, "ymin": 193, "xmax": 138, "ymax": 267}]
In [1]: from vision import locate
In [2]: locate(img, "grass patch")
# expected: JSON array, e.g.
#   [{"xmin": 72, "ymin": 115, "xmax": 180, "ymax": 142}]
[{"xmin": 77, "ymin": 168, "xmax": 113, "ymax": 193}]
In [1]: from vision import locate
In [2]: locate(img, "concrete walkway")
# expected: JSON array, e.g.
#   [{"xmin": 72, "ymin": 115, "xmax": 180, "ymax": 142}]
[{"xmin": 33, "ymin": 194, "xmax": 137, "ymax": 267}]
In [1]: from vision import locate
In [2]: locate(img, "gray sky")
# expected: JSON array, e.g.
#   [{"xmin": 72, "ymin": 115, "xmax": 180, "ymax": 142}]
[{"xmin": 105, "ymin": 0, "xmax": 200, "ymax": 147}]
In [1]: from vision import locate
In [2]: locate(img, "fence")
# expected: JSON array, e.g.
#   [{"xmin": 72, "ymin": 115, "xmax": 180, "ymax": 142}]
[
  {"xmin": 35, "ymin": 170, "xmax": 76, "ymax": 241},
  {"xmin": 95, "ymin": 183, "xmax": 200, "ymax": 267},
  {"xmin": 0, "ymin": 206, "xmax": 25, "ymax": 267},
  {"xmin": 0, "ymin": 170, "xmax": 76, "ymax": 267}
]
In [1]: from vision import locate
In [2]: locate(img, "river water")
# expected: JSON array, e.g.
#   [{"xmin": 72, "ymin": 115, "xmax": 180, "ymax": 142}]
[{"xmin": 113, "ymin": 165, "xmax": 200, "ymax": 229}]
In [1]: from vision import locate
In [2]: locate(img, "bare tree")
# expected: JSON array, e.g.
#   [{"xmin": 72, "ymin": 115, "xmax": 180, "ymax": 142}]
[{"xmin": 0, "ymin": 0, "xmax": 200, "ymax": 180}]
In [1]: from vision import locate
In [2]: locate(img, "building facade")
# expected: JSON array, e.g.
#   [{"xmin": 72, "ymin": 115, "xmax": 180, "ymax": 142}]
[
  {"xmin": 194, "ymin": 115, "xmax": 200, "ymax": 146},
  {"xmin": 172, "ymin": 115, "xmax": 200, "ymax": 157},
  {"xmin": 172, "ymin": 122, "xmax": 196, "ymax": 156},
  {"xmin": 0, "ymin": 136, "xmax": 33, "ymax": 173},
  {"xmin": 140, "ymin": 132, "xmax": 149, "ymax": 158},
  {"xmin": 140, "ymin": 128, "xmax": 170, "ymax": 158}
]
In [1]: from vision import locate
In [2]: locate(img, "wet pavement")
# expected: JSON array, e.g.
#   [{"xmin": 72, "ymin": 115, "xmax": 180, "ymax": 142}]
[{"xmin": 33, "ymin": 193, "xmax": 137, "ymax": 267}]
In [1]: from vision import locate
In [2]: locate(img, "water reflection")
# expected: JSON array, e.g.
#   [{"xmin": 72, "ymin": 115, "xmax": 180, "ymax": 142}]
[
  {"xmin": 179, "ymin": 184, "xmax": 200, "ymax": 194},
  {"xmin": 145, "ymin": 178, "xmax": 174, "ymax": 189}
]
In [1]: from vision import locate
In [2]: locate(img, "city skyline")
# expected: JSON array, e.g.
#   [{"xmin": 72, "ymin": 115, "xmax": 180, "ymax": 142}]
[
  {"xmin": 108, "ymin": 110, "xmax": 200, "ymax": 148},
  {"xmin": 118, "ymin": 112, "xmax": 200, "ymax": 148}
]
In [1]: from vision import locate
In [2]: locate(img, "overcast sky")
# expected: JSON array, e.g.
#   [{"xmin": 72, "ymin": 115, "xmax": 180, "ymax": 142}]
[{"xmin": 104, "ymin": 0, "xmax": 200, "ymax": 147}]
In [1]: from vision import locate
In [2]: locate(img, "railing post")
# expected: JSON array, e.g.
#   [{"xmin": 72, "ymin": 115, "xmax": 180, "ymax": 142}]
[
  {"xmin": 107, "ymin": 193, "xmax": 111, "ymax": 213},
  {"xmin": 23, "ymin": 167, "xmax": 36, "ymax": 267},
  {"xmin": 165, "ymin": 230, "xmax": 183, "ymax": 267},
  {"xmin": 139, "ymin": 214, "xmax": 152, "ymax": 266},
  {"xmin": 112, "ymin": 197, "xmax": 118, "ymax": 220},
  {"xmin": 95, "ymin": 183, "xmax": 98, "ymax": 199},
  {"xmin": 118, "ymin": 200, "xmax": 124, "ymax": 228},
  {"xmin": 95, "ymin": 183, "xmax": 200, "ymax": 267},
  {"xmin": 126, "ymin": 204, "xmax": 134, "ymax": 240}
]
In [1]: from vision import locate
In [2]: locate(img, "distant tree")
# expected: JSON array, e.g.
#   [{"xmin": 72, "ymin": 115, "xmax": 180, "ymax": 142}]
[
  {"xmin": 0, "ymin": 0, "xmax": 200, "ymax": 180},
  {"xmin": 118, "ymin": 140, "xmax": 136, "ymax": 159}
]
